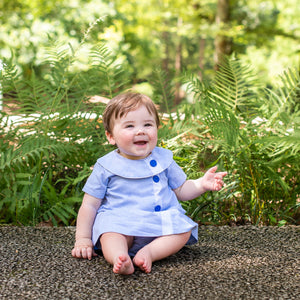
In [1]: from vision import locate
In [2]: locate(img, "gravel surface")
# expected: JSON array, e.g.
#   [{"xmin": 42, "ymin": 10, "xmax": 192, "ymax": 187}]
[{"xmin": 0, "ymin": 226, "xmax": 299, "ymax": 300}]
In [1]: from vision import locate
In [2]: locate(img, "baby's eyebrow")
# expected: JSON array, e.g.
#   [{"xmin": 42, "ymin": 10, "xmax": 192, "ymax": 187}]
[{"xmin": 122, "ymin": 120, "xmax": 135, "ymax": 125}]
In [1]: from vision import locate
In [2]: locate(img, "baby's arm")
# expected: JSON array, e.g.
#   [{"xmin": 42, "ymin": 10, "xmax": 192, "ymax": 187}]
[
  {"xmin": 174, "ymin": 166, "xmax": 227, "ymax": 201},
  {"xmin": 71, "ymin": 193, "xmax": 102, "ymax": 260}
]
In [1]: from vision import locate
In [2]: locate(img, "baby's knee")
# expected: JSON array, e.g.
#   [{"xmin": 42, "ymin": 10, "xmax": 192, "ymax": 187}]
[
  {"xmin": 182, "ymin": 230, "xmax": 192, "ymax": 243},
  {"xmin": 100, "ymin": 232, "xmax": 134, "ymax": 248}
]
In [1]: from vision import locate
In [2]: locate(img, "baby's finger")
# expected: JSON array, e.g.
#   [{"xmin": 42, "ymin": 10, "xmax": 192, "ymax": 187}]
[
  {"xmin": 86, "ymin": 247, "xmax": 93, "ymax": 260},
  {"xmin": 214, "ymin": 180, "xmax": 224, "ymax": 190},
  {"xmin": 72, "ymin": 247, "xmax": 80, "ymax": 258},
  {"xmin": 75, "ymin": 247, "xmax": 83, "ymax": 258},
  {"xmin": 81, "ymin": 247, "xmax": 88, "ymax": 259},
  {"xmin": 221, "ymin": 172, "xmax": 227, "ymax": 178},
  {"xmin": 214, "ymin": 185, "xmax": 220, "ymax": 191},
  {"xmin": 215, "ymin": 172, "xmax": 227, "ymax": 178},
  {"xmin": 207, "ymin": 166, "xmax": 218, "ymax": 173}
]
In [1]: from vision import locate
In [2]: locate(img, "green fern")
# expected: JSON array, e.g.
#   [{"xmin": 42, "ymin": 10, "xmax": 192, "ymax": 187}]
[
  {"xmin": 181, "ymin": 57, "xmax": 300, "ymax": 225},
  {"xmin": 88, "ymin": 44, "xmax": 129, "ymax": 98},
  {"xmin": 1, "ymin": 40, "xmax": 299, "ymax": 226},
  {"xmin": 0, "ymin": 37, "xmax": 127, "ymax": 225},
  {"xmin": 203, "ymin": 102, "xmax": 240, "ymax": 153},
  {"xmin": 41, "ymin": 181, "xmax": 81, "ymax": 226},
  {"xmin": 151, "ymin": 67, "xmax": 175, "ymax": 114},
  {"xmin": 258, "ymin": 68, "xmax": 300, "ymax": 160},
  {"xmin": 181, "ymin": 71, "xmax": 211, "ymax": 117},
  {"xmin": 182, "ymin": 71, "xmax": 208, "ymax": 103},
  {"xmin": 1, "ymin": 136, "xmax": 72, "ymax": 171},
  {"xmin": 267, "ymin": 68, "xmax": 299, "ymax": 124},
  {"xmin": 208, "ymin": 56, "xmax": 261, "ymax": 119}
]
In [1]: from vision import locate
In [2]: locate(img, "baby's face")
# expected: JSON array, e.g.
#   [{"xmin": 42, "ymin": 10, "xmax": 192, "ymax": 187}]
[{"xmin": 105, "ymin": 105, "xmax": 158, "ymax": 160}]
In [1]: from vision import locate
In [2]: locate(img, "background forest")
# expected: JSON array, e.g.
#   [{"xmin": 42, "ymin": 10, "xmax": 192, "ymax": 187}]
[{"xmin": 0, "ymin": 0, "xmax": 299, "ymax": 226}]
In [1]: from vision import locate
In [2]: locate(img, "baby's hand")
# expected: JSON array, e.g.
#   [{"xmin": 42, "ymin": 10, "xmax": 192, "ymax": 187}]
[
  {"xmin": 71, "ymin": 238, "xmax": 97, "ymax": 260},
  {"xmin": 202, "ymin": 166, "xmax": 227, "ymax": 192}
]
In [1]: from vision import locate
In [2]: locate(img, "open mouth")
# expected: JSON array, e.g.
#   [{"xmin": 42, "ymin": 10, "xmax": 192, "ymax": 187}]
[{"xmin": 134, "ymin": 141, "xmax": 148, "ymax": 145}]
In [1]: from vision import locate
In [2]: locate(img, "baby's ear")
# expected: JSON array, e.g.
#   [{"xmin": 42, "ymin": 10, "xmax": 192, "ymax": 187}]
[{"xmin": 105, "ymin": 131, "xmax": 116, "ymax": 145}]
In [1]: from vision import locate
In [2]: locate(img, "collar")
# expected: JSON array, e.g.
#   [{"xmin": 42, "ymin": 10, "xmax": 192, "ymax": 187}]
[{"xmin": 97, "ymin": 147, "xmax": 173, "ymax": 178}]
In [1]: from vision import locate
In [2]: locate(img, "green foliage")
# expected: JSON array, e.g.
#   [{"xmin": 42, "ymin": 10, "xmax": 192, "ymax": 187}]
[
  {"xmin": 209, "ymin": 58, "xmax": 261, "ymax": 117},
  {"xmin": 1, "ymin": 0, "xmax": 299, "ymax": 89},
  {"xmin": 151, "ymin": 67, "xmax": 175, "ymax": 113},
  {"xmin": 181, "ymin": 57, "xmax": 300, "ymax": 225},
  {"xmin": 1, "ymin": 34, "xmax": 299, "ymax": 227},
  {"xmin": 0, "ymin": 37, "xmax": 129, "ymax": 225}
]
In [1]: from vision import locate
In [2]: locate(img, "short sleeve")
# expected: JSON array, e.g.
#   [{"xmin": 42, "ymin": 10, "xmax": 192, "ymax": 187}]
[
  {"xmin": 166, "ymin": 160, "xmax": 187, "ymax": 190},
  {"xmin": 82, "ymin": 162, "xmax": 111, "ymax": 199}
]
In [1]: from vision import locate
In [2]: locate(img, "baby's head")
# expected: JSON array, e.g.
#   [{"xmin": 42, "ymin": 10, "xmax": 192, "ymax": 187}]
[{"xmin": 103, "ymin": 92, "xmax": 160, "ymax": 134}]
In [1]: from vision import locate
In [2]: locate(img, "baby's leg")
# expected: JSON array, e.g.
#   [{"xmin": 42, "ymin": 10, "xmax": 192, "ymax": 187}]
[
  {"xmin": 100, "ymin": 232, "xmax": 134, "ymax": 275},
  {"xmin": 133, "ymin": 231, "xmax": 191, "ymax": 273}
]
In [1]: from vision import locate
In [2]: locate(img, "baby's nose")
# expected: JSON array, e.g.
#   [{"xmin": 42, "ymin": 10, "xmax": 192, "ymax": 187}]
[{"xmin": 136, "ymin": 127, "xmax": 145, "ymax": 134}]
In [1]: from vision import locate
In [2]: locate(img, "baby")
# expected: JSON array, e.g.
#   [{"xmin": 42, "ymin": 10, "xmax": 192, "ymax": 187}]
[{"xmin": 72, "ymin": 92, "xmax": 227, "ymax": 274}]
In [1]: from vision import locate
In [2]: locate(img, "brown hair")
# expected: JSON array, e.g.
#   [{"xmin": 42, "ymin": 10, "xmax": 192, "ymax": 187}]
[{"xmin": 103, "ymin": 92, "xmax": 160, "ymax": 134}]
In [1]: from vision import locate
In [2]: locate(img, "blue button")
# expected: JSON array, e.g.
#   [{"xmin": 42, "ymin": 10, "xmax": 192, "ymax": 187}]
[
  {"xmin": 154, "ymin": 205, "xmax": 161, "ymax": 211},
  {"xmin": 153, "ymin": 175, "xmax": 160, "ymax": 182},
  {"xmin": 150, "ymin": 159, "xmax": 157, "ymax": 167}
]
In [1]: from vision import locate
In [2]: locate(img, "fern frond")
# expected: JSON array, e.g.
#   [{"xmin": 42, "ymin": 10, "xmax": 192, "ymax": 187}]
[
  {"xmin": 0, "ymin": 58, "xmax": 20, "ymax": 86},
  {"xmin": 259, "ymin": 127, "xmax": 300, "ymax": 160},
  {"xmin": 89, "ymin": 44, "xmax": 127, "ymax": 98},
  {"xmin": 263, "ymin": 68, "xmax": 300, "ymax": 129},
  {"xmin": 0, "ymin": 136, "xmax": 74, "ymax": 172},
  {"xmin": 279, "ymin": 68, "xmax": 300, "ymax": 110},
  {"xmin": 80, "ymin": 16, "xmax": 106, "ymax": 45},
  {"xmin": 182, "ymin": 71, "xmax": 209, "ymax": 103},
  {"xmin": 1, "ymin": 59, "xmax": 31, "ymax": 106},
  {"xmin": 181, "ymin": 71, "xmax": 211, "ymax": 117},
  {"xmin": 1, "ymin": 58, "xmax": 77, "ymax": 115},
  {"xmin": 209, "ymin": 57, "xmax": 260, "ymax": 118},
  {"xmin": 44, "ymin": 42, "xmax": 75, "ymax": 81},
  {"xmin": 203, "ymin": 102, "xmax": 240, "ymax": 152},
  {"xmin": 151, "ymin": 67, "xmax": 175, "ymax": 113},
  {"xmin": 41, "ymin": 192, "xmax": 81, "ymax": 226}
]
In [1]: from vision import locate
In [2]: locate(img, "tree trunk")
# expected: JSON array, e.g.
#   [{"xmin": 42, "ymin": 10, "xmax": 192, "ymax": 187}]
[
  {"xmin": 162, "ymin": 30, "xmax": 170, "ymax": 77},
  {"xmin": 198, "ymin": 38, "xmax": 206, "ymax": 79},
  {"xmin": 174, "ymin": 17, "xmax": 182, "ymax": 105},
  {"xmin": 214, "ymin": 0, "xmax": 232, "ymax": 70}
]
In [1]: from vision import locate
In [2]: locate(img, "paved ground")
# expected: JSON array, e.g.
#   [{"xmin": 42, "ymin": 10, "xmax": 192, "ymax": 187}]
[{"xmin": 0, "ymin": 225, "xmax": 299, "ymax": 299}]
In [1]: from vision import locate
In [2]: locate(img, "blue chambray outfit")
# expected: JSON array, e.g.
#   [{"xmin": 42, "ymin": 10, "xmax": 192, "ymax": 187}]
[{"xmin": 82, "ymin": 146, "xmax": 198, "ymax": 256}]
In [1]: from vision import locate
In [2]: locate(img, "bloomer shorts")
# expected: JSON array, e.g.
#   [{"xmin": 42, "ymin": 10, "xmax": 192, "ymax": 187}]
[{"xmin": 94, "ymin": 236, "xmax": 157, "ymax": 257}]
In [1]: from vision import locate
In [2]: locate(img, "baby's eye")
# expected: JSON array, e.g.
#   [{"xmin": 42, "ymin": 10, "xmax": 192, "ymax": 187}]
[
  {"xmin": 145, "ymin": 123, "xmax": 153, "ymax": 127},
  {"xmin": 125, "ymin": 124, "xmax": 134, "ymax": 128}
]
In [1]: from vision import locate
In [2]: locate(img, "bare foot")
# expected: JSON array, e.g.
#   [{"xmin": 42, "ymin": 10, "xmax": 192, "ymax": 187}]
[
  {"xmin": 133, "ymin": 249, "xmax": 152, "ymax": 273},
  {"xmin": 113, "ymin": 254, "xmax": 134, "ymax": 275}
]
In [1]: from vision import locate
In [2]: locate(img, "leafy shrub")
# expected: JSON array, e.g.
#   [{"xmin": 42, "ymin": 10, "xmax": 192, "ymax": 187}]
[
  {"xmin": 0, "ymin": 40, "xmax": 126, "ymax": 225},
  {"xmin": 180, "ymin": 58, "xmax": 300, "ymax": 225},
  {"xmin": 1, "ymin": 39, "xmax": 299, "ymax": 226}
]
